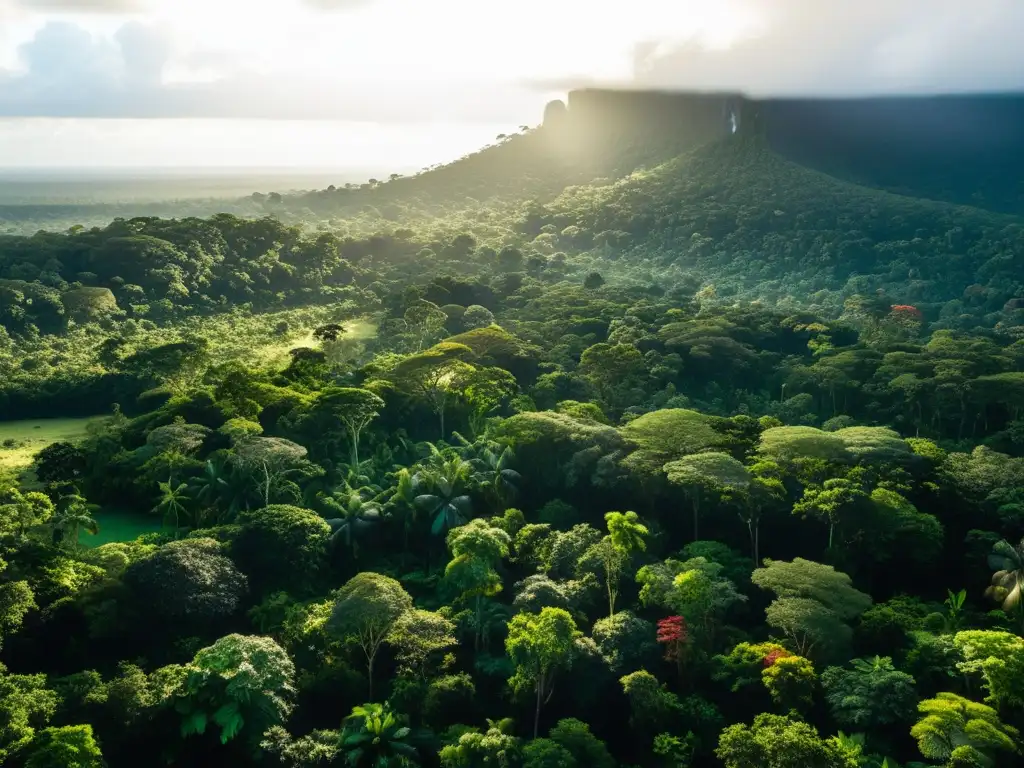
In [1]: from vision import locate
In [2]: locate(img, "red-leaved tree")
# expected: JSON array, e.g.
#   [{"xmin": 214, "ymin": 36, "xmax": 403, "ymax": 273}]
[{"xmin": 657, "ymin": 616, "xmax": 689, "ymax": 679}]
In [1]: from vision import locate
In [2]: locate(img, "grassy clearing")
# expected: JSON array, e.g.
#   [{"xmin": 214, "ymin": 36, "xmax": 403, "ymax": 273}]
[
  {"xmin": 0, "ymin": 416, "xmax": 108, "ymax": 470},
  {"xmin": 253, "ymin": 317, "xmax": 378, "ymax": 367}
]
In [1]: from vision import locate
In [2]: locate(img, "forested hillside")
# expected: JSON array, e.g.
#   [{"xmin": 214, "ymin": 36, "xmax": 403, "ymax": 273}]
[{"xmin": 0, "ymin": 91, "xmax": 1023, "ymax": 768}]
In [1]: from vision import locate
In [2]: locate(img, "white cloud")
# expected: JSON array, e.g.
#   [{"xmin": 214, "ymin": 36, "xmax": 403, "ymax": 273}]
[
  {"xmin": 0, "ymin": 0, "xmax": 1023, "ymax": 125},
  {"xmin": 626, "ymin": 0, "xmax": 1024, "ymax": 95},
  {"xmin": 15, "ymin": 0, "xmax": 144, "ymax": 12}
]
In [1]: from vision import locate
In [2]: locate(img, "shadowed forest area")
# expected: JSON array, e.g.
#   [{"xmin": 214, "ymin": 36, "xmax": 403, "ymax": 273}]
[{"xmin": 0, "ymin": 90, "xmax": 1023, "ymax": 768}]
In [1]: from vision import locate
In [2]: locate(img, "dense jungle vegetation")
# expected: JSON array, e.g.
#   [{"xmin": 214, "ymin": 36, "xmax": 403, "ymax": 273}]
[{"xmin": 1, "ymin": 93, "xmax": 1024, "ymax": 767}]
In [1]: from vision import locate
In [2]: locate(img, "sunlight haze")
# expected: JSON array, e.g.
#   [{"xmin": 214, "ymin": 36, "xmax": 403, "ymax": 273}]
[{"xmin": 1, "ymin": 0, "xmax": 1022, "ymax": 167}]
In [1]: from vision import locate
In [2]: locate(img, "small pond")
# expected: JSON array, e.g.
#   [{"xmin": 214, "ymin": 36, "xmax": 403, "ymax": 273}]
[{"xmin": 80, "ymin": 508, "xmax": 166, "ymax": 547}]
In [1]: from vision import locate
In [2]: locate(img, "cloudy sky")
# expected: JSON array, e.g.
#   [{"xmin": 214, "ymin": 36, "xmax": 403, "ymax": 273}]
[{"xmin": 0, "ymin": 0, "xmax": 1022, "ymax": 169}]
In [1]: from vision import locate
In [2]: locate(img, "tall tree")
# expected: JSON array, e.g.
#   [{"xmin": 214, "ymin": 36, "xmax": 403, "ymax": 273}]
[
  {"xmin": 383, "ymin": 342, "xmax": 475, "ymax": 440},
  {"xmin": 505, "ymin": 607, "xmax": 579, "ymax": 738},
  {"xmin": 664, "ymin": 452, "xmax": 750, "ymax": 541},
  {"xmin": 752, "ymin": 559, "xmax": 871, "ymax": 660},
  {"xmin": 309, "ymin": 387, "xmax": 385, "ymax": 468},
  {"xmin": 578, "ymin": 511, "xmax": 648, "ymax": 617},
  {"xmin": 444, "ymin": 519, "xmax": 511, "ymax": 651},
  {"xmin": 329, "ymin": 572, "xmax": 413, "ymax": 700}
]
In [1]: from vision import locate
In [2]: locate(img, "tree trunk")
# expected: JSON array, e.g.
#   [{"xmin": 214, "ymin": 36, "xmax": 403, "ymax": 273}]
[
  {"xmin": 828, "ymin": 521, "xmax": 835, "ymax": 550},
  {"xmin": 367, "ymin": 652, "xmax": 375, "ymax": 700},
  {"xmin": 533, "ymin": 675, "xmax": 544, "ymax": 739},
  {"xmin": 350, "ymin": 426, "xmax": 360, "ymax": 468},
  {"xmin": 754, "ymin": 522, "xmax": 760, "ymax": 568},
  {"xmin": 692, "ymin": 496, "xmax": 700, "ymax": 541},
  {"xmin": 475, "ymin": 594, "xmax": 482, "ymax": 652},
  {"xmin": 439, "ymin": 407, "xmax": 446, "ymax": 441},
  {"xmin": 262, "ymin": 461, "xmax": 271, "ymax": 507}
]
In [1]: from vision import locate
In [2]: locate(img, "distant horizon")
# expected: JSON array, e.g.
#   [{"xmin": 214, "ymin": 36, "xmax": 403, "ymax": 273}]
[{"xmin": 0, "ymin": 166, "xmax": 411, "ymax": 178}]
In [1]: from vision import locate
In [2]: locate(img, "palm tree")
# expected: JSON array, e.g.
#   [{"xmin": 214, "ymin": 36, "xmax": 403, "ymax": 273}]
[
  {"xmin": 338, "ymin": 702, "xmax": 420, "ymax": 767},
  {"xmin": 414, "ymin": 455, "xmax": 474, "ymax": 537},
  {"xmin": 188, "ymin": 458, "xmax": 254, "ymax": 525},
  {"xmin": 321, "ymin": 489, "xmax": 385, "ymax": 559},
  {"xmin": 50, "ymin": 491, "xmax": 100, "ymax": 551},
  {"xmin": 383, "ymin": 468, "xmax": 420, "ymax": 562},
  {"xmin": 986, "ymin": 537, "xmax": 1024, "ymax": 632},
  {"xmin": 153, "ymin": 478, "xmax": 190, "ymax": 532},
  {"xmin": 470, "ymin": 443, "xmax": 522, "ymax": 512}
]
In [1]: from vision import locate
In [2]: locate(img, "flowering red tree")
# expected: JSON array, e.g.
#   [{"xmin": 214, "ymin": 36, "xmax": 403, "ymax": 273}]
[
  {"xmin": 763, "ymin": 647, "xmax": 792, "ymax": 668},
  {"xmin": 889, "ymin": 304, "xmax": 922, "ymax": 320},
  {"xmin": 657, "ymin": 616, "xmax": 689, "ymax": 678}
]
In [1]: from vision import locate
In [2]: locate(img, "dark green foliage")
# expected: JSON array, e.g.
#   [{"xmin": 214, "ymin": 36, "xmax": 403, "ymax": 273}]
[
  {"xmin": 122, "ymin": 537, "xmax": 247, "ymax": 623},
  {"xmin": 230, "ymin": 505, "xmax": 330, "ymax": 596}
]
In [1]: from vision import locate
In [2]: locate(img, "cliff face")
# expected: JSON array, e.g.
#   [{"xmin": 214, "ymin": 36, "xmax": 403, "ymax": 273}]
[{"xmin": 545, "ymin": 89, "xmax": 1024, "ymax": 212}]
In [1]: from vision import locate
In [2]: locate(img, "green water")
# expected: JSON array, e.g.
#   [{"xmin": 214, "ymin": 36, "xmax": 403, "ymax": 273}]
[{"xmin": 80, "ymin": 510, "xmax": 164, "ymax": 547}]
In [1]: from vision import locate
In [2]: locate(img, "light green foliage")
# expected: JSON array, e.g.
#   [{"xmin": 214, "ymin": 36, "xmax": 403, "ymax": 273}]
[
  {"xmin": 910, "ymin": 692, "xmax": 1019, "ymax": 766},
  {"xmin": 439, "ymin": 719, "xmax": 520, "ymax": 768},
  {"xmin": 619, "ymin": 670, "xmax": 682, "ymax": 736},
  {"xmin": 758, "ymin": 426, "xmax": 850, "ymax": 465},
  {"xmin": 175, "ymin": 634, "xmax": 295, "ymax": 746},
  {"xmin": 260, "ymin": 726, "xmax": 341, "ymax": 767},
  {"xmin": 636, "ymin": 557, "xmax": 746, "ymax": 645},
  {"xmin": 548, "ymin": 718, "xmax": 614, "ymax": 768},
  {"xmin": 952, "ymin": 630, "xmax": 1024, "ymax": 709},
  {"xmin": 388, "ymin": 609, "xmax": 457, "ymax": 680},
  {"xmin": 831, "ymin": 427, "xmax": 917, "ymax": 466},
  {"xmin": 821, "ymin": 656, "xmax": 918, "ymax": 729},
  {"xmin": 653, "ymin": 731, "xmax": 697, "ymax": 768},
  {"xmin": 793, "ymin": 477, "xmax": 869, "ymax": 550},
  {"xmin": 606, "ymin": 510, "xmax": 649, "ymax": 554},
  {"xmin": 302, "ymin": 386, "xmax": 384, "ymax": 467},
  {"xmin": 716, "ymin": 712, "xmax": 860, "ymax": 768},
  {"xmin": 713, "ymin": 642, "xmax": 793, "ymax": 693},
  {"xmin": 577, "ymin": 512, "xmax": 648, "ymax": 617},
  {"xmin": 447, "ymin": 518, "xmax": 512, "ymax": 565},
  {"xmin": 0, "ymin": 487, "xmax": 54, "ymax": 539},
  {"xmin": 619, "ymin": 408, "xmax": 725, "ymax": 476},
  {"xmin": 0, "ymin": 581, "xmax": 35, "ymax": 650},
  {"xmin": 446, "ymin": 519, "xmax": 511, "ymax": 649},
  {"xmin": 521, "ymin": 737, "xmax": 576, "ymax": 768},
  {"xmin": 0, "ymin": 663, "xmax": 59, "ymax": 764},
  {"xmin": 506, "ymin": 607, "xmax": 580, "ymax": 737},
  {"xmin": 329, "ymin": 572, "xmax": 413, "ymax": 699},
  {"xmin": 762, "ymin": 654, "xmax": 816, "ymax": 710},
  {"xmin": 381, "ymin": 341, "xmax": 476, "ymax": 439},
  {"xmin": 24, "ymin": 724, "xmax": 103, "ymax": 768},
  {"xmin": 753, "ymin": 559, "xmax": 871, "ymax": 659}
]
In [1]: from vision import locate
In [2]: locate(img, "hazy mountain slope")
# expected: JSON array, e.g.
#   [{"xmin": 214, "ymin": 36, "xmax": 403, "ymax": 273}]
[
  {"xmin": 759, "ymin": 95, "xmax": 1024, "ymax": 215},
  {"xmin": 534, "ymin": 136, "xmax": 1024, "ymax": 320}
]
